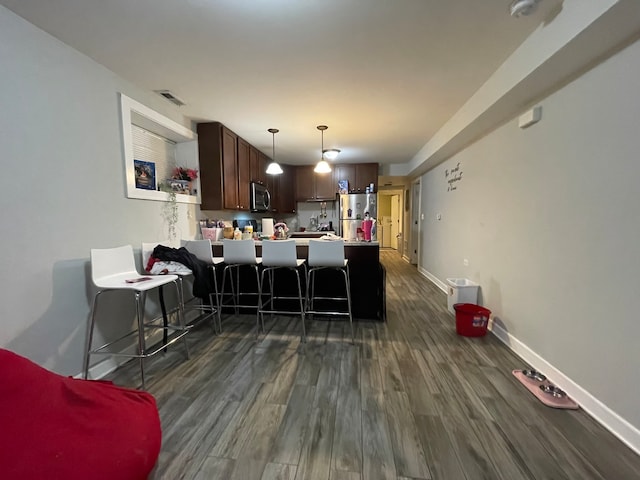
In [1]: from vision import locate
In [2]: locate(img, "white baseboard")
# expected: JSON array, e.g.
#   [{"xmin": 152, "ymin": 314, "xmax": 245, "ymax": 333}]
[
  {"xmin": 490, "ymin": 322, "xmax": 640, "ymax": 456},
  {"xmin": 421, "ymin": 269, "xmax": 640, "ymax": 456},
  {"xmin": 418, "ymin": 267, "xmax": 447, "ymax": 293}
]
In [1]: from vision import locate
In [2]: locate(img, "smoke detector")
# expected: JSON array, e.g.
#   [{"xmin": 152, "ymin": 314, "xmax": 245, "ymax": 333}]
[{"xmin": 510, "ymin": 0, "xmax": 541, "ymax": 17}]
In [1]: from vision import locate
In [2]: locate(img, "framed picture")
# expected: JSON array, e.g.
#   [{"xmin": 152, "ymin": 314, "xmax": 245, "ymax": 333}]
[
  {"xmin": 134, "ymin": 160, "xmax": 156, "ymax": 190},
  {"xmin": 338, "ymin": 179, "xmax": 349, "ymax": 194}
]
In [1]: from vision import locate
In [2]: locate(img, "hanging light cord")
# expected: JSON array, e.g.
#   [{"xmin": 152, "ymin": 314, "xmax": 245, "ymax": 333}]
[
  {"xmin": 268, "ymin": 128, "xmax": 279, "ymax": 160},
  {"xmin": 317, "ymin": 125, "xmax": 328, "ymax": 159}
]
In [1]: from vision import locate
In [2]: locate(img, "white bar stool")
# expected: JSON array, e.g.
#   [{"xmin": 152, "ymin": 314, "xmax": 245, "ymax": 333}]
[
  {"xmin": 84, "ymin": 245, "xmax": 189, "ymax": 389},
  {"xmin": 220, "ymin": 239, "xmax": 262, "ymax": 331},
  {"xmin": 180, "ymin": 239, "xmax": 225, "ymax": 333},
  {"xmin": 258, "ymin": 239, "xmax": 307, "ymax": 342},
  {"xmin": 305, "ymin": 239, "xmax": 354, "ymax": 344}
]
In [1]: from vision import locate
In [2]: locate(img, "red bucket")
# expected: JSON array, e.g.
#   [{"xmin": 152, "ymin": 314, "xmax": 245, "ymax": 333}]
[{"xmin": 454, "ymin": 303, "xmax": 491, "ymax": 337}]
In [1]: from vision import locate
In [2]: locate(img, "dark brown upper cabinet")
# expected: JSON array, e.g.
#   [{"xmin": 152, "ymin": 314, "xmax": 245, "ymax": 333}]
[
  {"xmin": 197, "ymin": 122, "xmax": 257, "ymax": 211},
  {"xmin": 295, "ymin": 165, "xmax": 335, "ymax": 202}
]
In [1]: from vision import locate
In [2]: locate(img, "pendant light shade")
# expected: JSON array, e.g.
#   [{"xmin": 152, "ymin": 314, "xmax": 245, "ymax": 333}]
[
  {"xmin": 322, "ymin": 148, "xmax": 341, "ymax": 161},
  {"xmin": 314, "ymin": 125, "xmax": 332, "ymax": 174},
  {"xmin": 266, "ymin": 128, "xmax": 283, "ymax": 175}
]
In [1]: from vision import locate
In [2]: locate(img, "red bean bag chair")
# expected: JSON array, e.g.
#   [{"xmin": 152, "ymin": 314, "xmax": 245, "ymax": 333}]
[{"xmin": 0, "ymin": 349, "xmax": 161, "ymax": 480}]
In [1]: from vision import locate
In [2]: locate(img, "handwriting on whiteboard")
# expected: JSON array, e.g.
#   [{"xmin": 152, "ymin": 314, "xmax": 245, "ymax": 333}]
[{"xmin": 445, "ymin": 163, "xmax": 463, "ymax": 192}]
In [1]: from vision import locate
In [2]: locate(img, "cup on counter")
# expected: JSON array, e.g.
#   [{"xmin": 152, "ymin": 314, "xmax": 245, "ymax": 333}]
[{"xmin": 223, "ymin": 226, "xmax": 235, "ymax": 239}]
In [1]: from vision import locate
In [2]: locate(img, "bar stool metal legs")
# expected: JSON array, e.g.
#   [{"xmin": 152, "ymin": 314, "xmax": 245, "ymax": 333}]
[
  {"xmin": 258, "ymin": 264, "xmax": 307, "ymax": 342},
  {"xmin": 305, "ymin": 239, "xmax": 354, "ymax": 344}
]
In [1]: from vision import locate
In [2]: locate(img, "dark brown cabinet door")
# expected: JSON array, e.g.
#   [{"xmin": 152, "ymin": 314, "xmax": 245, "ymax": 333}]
[
  {"xmin": 267, "ymin": 171, "xmax": 279, "ymax": 214},
  {"xmin": 258, "ymin": 152, "xmax": 269, "ymax": 186},
  {"xmin": 277, "ymin": 164, "xmax": 296, "ymax": 213},
  {"xmin": 295, "ymin": 165, "xmax": 335, "ymax": 201},
  {"xmin": 221, "ymin": 126, "xmax": 238, "ymax": 209},
  {"xmin": 295, "ymin": 166, "xmax": 315, "ymax": 201},
  {"xmin": 197, "ymin": 122, "xmax": 224, "ymax": 210},
  {"xmin": 314, "ymin": 170, "xmax": 335, "ymax": 200},
  {"xmin": 237, "ymin": 137, "xmax": 250, "ymax": 210},
  {"xmin": 249, "ymin": 146, "xmax": 260, "ymax": 184},
  {"xmin": 250, "ymin": 147, "xmax": 269, "ymax": 186},
  {"xmin": 355, "ymin": 163, "xmax": 379, "ymax": 192},
  {"xmin": 334, "ymin": 164, "xmax": 356, "ymax": 193}
]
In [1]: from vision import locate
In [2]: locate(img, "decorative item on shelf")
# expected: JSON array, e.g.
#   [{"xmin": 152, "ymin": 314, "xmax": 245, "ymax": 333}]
[
  {"xmin": 266, "ymin": 128, "xmax": 283, "ymax": 175},
  {"xmin": 314, "ymin": 125, "xmax": 332, "ymax": 174},
  {"xmin": 166, "ymin": 166, "xmax": 198, "ymax": 195},
  {"xmin": 134, "ymin": 160, "xmax": 156, "ymax": 190}
]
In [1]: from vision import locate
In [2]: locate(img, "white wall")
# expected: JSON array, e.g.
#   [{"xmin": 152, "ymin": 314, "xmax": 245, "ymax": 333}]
[
  {"xmin": 0, "ymin": 7, "xmax": 199, "ymax": 375},
  {"xmin": 420, "ymin": 37, "xmax": 640, "ymax": 444}
]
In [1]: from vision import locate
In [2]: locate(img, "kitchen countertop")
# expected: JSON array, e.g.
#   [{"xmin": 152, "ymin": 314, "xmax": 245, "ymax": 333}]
[{"xmin": 212, "ymin": 238, "xmax": 378, "ymax": 246}]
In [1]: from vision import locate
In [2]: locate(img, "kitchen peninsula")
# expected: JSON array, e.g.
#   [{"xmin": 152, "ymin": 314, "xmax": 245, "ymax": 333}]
[{"xmin": 211, "ymin": 239, "xmax": 385, "ymax": 321}]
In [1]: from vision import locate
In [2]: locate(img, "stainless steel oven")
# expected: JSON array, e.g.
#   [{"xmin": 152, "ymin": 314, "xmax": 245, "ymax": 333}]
[{"xmin": 250, "ymin": 182, "xmax": 271, "ymax": 212}]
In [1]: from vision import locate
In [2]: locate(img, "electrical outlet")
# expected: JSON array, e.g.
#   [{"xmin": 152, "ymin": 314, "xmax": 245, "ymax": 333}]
[{"xmin": 463, "ymin": 258, "xmax": 469, "ymax": 266}]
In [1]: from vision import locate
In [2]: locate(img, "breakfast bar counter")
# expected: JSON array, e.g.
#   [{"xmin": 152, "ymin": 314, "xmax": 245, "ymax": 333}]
[{"xmin": 210, "ymin": 239, "xmax": 385, "ymax": 321}]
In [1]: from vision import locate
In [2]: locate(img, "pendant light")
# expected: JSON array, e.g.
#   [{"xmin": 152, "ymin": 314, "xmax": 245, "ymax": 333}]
[
  {"xmin": 314, "ymin": 125, "xmax": 332, "ymax": 174},
  {"xmin": 322, "ymin": 148, "xmax": 341, "ymax": 161},
  {"xmin": 266, "ymin": 128, "xmax": 283, "ymax": 175}
]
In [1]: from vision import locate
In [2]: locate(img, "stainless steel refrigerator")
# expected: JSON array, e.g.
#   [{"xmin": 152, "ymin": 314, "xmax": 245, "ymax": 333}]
[{"xmin": 339, "ymin": 193, "xmax": 377, "ymax": 241}]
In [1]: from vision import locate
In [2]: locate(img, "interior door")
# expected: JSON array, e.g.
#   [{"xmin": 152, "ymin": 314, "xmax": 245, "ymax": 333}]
[
  {"xmin": 382, "ymin": 216, "xmax": 392, "ymax": 247},
  {"xmin": 390, "ymin": 195, "xmax": 399, "ymax": 249}
]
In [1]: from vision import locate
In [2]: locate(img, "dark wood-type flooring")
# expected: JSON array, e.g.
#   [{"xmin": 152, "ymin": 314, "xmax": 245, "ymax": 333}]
[{"xmin": 108, "ymin": 250, "xmax": 640, "ymax": 479}]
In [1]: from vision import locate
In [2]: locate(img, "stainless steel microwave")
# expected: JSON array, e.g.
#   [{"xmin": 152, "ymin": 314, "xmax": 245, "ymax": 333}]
[{"xmin": 250, "ymin": 182, "xmax": 271, "ymax": 212}]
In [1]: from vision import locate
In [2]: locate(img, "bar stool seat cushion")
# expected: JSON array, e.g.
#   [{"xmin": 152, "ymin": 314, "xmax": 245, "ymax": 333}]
[{"xmin": 0, "ymin": 348, "xmax": 161, "ymax": 480}]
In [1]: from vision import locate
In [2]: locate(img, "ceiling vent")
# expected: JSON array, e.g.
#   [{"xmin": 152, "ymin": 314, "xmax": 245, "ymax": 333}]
[
  {"xmin": 154, "ymin": 90, "xmax": 186, "ymax": 107},
  {"xmin": 510, "ymin": 0, "xmax": 541, "ymax": 17}
]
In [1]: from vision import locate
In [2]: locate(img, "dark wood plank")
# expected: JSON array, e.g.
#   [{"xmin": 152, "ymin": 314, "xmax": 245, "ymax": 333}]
[
  {"xmin": 100, "ymin": 250, "xmax": 640, "ymax": 480},
  {"xmin": 384, "ymin": 390, "xmax": 431, "ymax": 479}
]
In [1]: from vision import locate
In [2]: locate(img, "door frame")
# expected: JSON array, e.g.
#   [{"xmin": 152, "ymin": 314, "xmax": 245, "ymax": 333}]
[
  {"xmin": 377, "ymin": 189, "xmax": 404, "ymax": 257},
  {"xmin": 410, "ymin": 179, "xmax": 421, "ymax": 265}
]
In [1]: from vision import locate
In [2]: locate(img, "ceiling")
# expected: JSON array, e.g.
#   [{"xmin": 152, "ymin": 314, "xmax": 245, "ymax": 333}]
[{"xmin": 1, "ymin": 0, "xmax": 559, "ymax": 168}]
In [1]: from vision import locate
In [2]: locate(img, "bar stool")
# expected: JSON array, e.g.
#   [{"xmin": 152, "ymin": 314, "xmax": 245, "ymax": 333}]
[
  {"xmin": 220, "ymin": 239, "xmax": 262, "ymax": 330},
  {"xmin": 180, "ymin": 239, "xmax": 224, "ymax": 333},
  {"xmin": 305, "ymin": 239, "xmax": 354, "ymax": 344},
  {"xmin": 84, "ymin": 245, "xmax": 189, "ymax": 389},
  {"xmin": 258, "ymin": 239, "xmax": 307, "ymax": 342}
]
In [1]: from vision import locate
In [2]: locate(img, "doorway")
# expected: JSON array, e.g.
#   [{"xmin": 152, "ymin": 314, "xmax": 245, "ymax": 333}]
[{"xmin": 377, "ymin": 189, "xmax": 403, "ymax": 256}]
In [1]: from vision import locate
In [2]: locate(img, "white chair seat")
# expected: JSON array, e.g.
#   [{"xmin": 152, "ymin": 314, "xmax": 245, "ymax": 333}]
[{"xmin": 95, "ymin": 272, "xmax": 179, "ymax": 291}]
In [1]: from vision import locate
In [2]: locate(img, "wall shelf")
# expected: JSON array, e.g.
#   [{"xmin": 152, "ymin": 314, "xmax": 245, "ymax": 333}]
[{"xmin": 120, "ymin": 93, "xmax": 200, "ymax": 204}]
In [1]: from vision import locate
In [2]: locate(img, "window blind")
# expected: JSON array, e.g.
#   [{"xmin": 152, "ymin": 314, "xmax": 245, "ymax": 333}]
[{"xmin": 131, "ymin": 123, "xmax": 176, "ymax": 188}]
